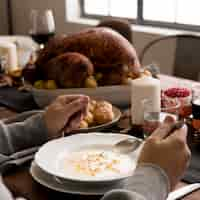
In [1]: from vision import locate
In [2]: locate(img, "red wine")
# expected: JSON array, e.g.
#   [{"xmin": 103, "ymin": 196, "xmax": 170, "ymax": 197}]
[
  {"xmin": 31, "ymin": 32, "xmax": 55, "ymax": 44},
  {"xmin": 192, "ymin": 99, "xmax": 200, "ymax": 119}
]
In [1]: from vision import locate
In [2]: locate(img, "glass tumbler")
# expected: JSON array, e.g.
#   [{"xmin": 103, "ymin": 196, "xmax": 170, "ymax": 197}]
[{"xmin": 143, "ymin": 98, "xmax": 180, "ymax": 138}]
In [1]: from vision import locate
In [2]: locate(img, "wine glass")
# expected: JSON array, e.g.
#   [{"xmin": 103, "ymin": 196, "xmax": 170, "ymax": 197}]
[{"xmin": 29, "ymin": 9, "xmax": 55, "ymax": 48}]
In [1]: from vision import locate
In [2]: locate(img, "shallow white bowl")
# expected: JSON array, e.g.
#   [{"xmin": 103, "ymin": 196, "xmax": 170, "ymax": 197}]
[{"xmin": 35, "ymin": 133, "xmax": 140, "ymax": 183}]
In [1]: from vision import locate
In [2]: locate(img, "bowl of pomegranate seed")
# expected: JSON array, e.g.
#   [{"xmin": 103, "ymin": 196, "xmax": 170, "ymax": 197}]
[{"xmin": 163, "ymin": 87, "xmax": 192, "ymax": 118}]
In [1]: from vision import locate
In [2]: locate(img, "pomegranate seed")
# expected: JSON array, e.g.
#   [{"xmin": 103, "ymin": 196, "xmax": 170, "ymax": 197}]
[{"xmin": 164, "ymin": 87, "xmax": 190, "ymax": 98}]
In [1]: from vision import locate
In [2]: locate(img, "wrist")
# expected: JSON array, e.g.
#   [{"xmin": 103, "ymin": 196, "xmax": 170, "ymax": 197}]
[
  {"xmin": 40, "ymin": 113, "xmax": 54, "ymax": 140},
  {"xmin": 42, "ymin": 113, "xmax": 60, "ymax": 140}
]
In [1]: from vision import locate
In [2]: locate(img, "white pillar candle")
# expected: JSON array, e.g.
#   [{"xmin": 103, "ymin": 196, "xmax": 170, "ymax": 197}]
[
  {"xmin": 130, "ymin": 76, "xmax": 161, "ymax": 125},
  {"xmin": 0, "ymin": 41, "xmax": 18, "ymax": 71}
]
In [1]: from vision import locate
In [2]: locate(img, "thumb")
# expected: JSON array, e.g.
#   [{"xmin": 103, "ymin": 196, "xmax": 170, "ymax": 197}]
[
  {"xmin": 150, "ymin": 119, "xmax": 174, "ymax": 140},
  {"xmin": 166, "ymin": 125, "xmax": 188, "ymax": 143},
  {"xmin": 64, "ymin": 111, "xmax": 83, "ymax": 133}
]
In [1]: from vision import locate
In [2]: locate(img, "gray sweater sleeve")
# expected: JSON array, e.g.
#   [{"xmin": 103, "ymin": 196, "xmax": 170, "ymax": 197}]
[
  {"xmin": 0, "ymin": 112, "xmax": 49, "ymax": 200},
  {"xmin": 0, "ymin": 113, "xmax": 48, "ymax": 155},
  {"xmin": 102, "ymin": 164, "xmax": 170, "ymax": 200}
]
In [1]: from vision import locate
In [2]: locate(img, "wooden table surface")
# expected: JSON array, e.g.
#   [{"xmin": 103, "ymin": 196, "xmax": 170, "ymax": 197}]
[{"xmin": 1, "ymin": 74, "xmax": 200, "ymax": 200}]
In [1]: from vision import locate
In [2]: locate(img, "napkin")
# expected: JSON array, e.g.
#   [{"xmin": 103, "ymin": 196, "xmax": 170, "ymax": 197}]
[
  {"xmin": 0, "ymin": 87, "xmax": 38, "ymax": 112},
  {"xmin": 0, "ymin": 147, "xmax": 39, "ymax": 173}
]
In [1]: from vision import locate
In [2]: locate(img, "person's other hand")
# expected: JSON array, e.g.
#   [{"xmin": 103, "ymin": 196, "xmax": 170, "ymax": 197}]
[
  {"xmin": 44, "ymin": 95, "xmax": 89, "ymax": 139},
  {"xmin": 138, "ymin": 117, "xmax": 191, "ymax": 190}
]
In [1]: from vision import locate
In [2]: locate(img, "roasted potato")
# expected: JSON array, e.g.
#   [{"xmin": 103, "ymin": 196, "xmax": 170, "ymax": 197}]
[
  {"xmin": 44, "ymin": 80, "xmax": 58, "ymax": 89},
  {"xmin": 85, "ymin": 76, "xmax": 98, "ymax": 88},
  {"xmin": 84, "ymin": 111, "xmax": 94, "ymax": 125},
  {"xmin": 79, "ymin": 120, "xmax": 89, "ymax": 129},
  {"xmin": 34, "ymin": 80, "xmax": 45, "ymax": 89}
]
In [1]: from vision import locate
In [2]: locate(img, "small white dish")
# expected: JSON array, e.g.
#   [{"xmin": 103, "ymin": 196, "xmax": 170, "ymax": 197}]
[
  {"xmin": 74, "ymin": 106, "xmax": 121, "ymax": 133},
  {"xmin": 35, "ymin": 133, "xmax": 140, "ymax": 183},
  {"xmin": 30, "ymin": 161, "xmax": 125, "ymax": 195}
]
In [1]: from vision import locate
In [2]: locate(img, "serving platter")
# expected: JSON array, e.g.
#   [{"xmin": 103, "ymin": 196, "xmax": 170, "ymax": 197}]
[
  {"xmin": 31, "ymin": 85, "xmax": 131, "ymax": 108},
  {"xmin": 35, "ymin": 133, "xmax": 140, "ymax": 183}
]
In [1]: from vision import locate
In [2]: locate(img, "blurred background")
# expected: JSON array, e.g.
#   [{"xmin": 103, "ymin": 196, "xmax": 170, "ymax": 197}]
[{"xmin": 0, "ymin": 0, "xmax": 200, "ymax": 80}]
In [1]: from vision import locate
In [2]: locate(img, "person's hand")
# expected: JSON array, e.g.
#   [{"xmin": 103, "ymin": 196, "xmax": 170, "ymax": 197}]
[
  {"xmin": 43, "ymin": 95, "xmax": 89, "ymax": 139},
  {"xmin": 137, "ymin": 117, "xmax": 191, "ymax": 190}
]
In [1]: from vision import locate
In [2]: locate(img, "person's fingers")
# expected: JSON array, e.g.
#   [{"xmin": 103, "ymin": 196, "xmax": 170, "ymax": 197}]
[
  {"xmin": 150, "ymin": 119, "xmax": 174, "ymax": 140},
  {"xmin": 66, "ymin": 106, "xmax": 87, "ymax": 133},
  {"xmin": 166, "ymin": 125, "xmax": 188, "ymax": 143},
  {"xmin": 166, "ymin": 125, "xmax": 190, "ymax": 168},
  {"xmin": 64, "ymin": 111, "xmax": 83, "ymax": 133},
  {"xmin": 57, "ymin": 95, "xmax": 89, "ymax": 105},
  {"xmin": 164, "ymin": 115, "xmax": 176, "ymax": 124},
  {"xmin": 82, "ymin": 105, "xmax": 88, "ymax": 116},
  {"xmin": 63, "ymin": 97, "xmax": 89, "ymax": 119}
]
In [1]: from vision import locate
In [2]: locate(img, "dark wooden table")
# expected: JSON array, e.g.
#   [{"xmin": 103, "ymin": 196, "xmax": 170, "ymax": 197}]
[{"xmin": 1, "ymin": 74, "xmax": 200, "ymax": 200}]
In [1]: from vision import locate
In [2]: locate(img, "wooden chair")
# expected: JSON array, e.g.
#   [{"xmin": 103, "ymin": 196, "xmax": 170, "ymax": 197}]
[{"xmin": 139, "ymin": 34, "xmax": 200, "ymax": 81}]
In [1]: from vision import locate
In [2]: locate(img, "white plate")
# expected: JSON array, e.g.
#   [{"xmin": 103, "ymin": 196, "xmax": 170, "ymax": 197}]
[
  {"xmin": 74, "ymin": 106, "xmax": 121, "ymax": 133},
  {"xmin": 32, "ymin": 85, "xmax": 130, "ymax": 108},
  {"xmin": 35, "ymin": 133, "xmax": 140, "ymax": 183},
  {"xmin": 30, "ymin": 161, "xmax": 125, "ymax": 195}
]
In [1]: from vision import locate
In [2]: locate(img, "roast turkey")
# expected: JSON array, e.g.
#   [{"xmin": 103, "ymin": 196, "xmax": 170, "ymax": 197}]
[{"xmin": 34, "ymin": 27, "xmax": 141, "ymax": 87}]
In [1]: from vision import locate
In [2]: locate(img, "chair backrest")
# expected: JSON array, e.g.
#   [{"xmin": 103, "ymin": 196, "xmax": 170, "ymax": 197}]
[
  {"xmin": 139, "ymin": 34, "xmax": 200, "ymax": 81},
  {"xmin": 97, "ymin": 18, "xmax": 133, "ymax": 44}
]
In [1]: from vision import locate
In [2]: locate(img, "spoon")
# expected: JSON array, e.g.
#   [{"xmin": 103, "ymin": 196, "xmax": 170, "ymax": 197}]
[{"xmin": 114, "ymin": 138, "xmax": 143, "ymax": 154}]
